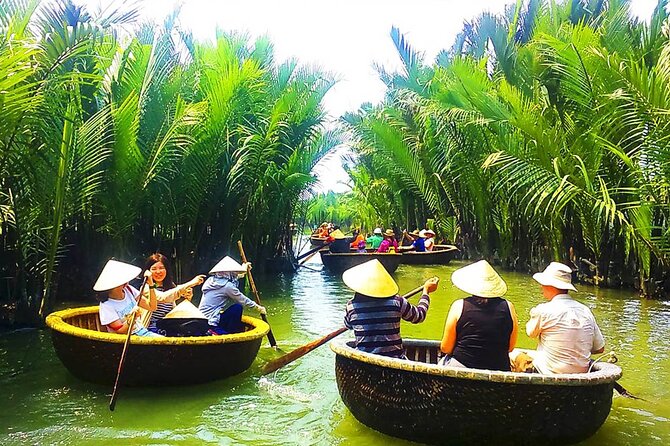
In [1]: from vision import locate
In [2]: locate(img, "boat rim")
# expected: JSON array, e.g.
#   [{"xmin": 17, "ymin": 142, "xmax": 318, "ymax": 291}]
[
  {"xmin": 46, "ymin": 306, "xmax": 270, "ymax": 345},
  {"xmin": 331, "ymin": 338, "xmax": 622, "ymax": 386},
  {"xmin": 321, "ymin": 252, "xmax": 402, "ymax": 256}
]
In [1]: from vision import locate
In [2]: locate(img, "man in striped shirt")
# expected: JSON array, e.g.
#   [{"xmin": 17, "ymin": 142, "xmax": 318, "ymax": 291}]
[{"xmin": 342, "ymin": 259, "xmax": 439, "ymax": 358}]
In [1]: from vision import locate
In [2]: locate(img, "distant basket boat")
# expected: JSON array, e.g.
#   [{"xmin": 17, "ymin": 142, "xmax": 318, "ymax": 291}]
[
  {"xmin": 46, "ymin": 306, "xmax": 269, "ymax": 386},
  {"xmin": 320, "ymin": 251, "xmax": 403, "ymax": 273},
  {"xmin": 400, "ymin": 244, "xmax": 459, "ymax": 265},
  {"xmin": 331, "ymin": 339, "xmax": 621, "ymax": 446}
]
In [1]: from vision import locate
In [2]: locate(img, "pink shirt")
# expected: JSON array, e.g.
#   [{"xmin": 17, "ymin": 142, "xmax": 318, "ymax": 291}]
[
  {"xmin": 377, "ymin": 238, "xmax": 398, "ymax": 253},
  {"xmin": 526, "ymin": 294, "xmax": 605, "ymax": 374}
]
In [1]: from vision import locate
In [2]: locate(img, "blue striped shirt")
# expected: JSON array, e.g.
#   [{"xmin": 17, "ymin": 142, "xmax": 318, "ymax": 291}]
[{"xmin": 343, "ymin": 293, "xmax": 430, "ymax": 358}]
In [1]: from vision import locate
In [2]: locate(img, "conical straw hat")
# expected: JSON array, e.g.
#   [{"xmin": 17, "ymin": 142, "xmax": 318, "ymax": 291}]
[
  {"xmin": 209, "ymin": 256, "xmax": 247, "ymax": 274},
  {"xmin": 93, "ymin": 259, "xmax": 141, "ymax": 292},
  {"xmin": 451, "ymin": 260, "xmax": 507, "ymax": 298},
  {"xmin": 342, "ymin": 259, "xmax": 399, "ymax": 298},
  {"xmin": 330, "ymin": 229, "xmax": 346, "ymax": 239},
  {"xmin": 164, "ymin": 300, "xmax": 207, "ymax": 320}
]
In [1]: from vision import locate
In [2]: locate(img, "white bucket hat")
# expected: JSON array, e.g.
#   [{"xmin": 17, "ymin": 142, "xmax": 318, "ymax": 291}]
[
  {"xmin": 164, "ymin": 300, "xmax": 207, "ymax": 320},
  {"xmin": 373, "ymin": 227, "xmax": 383, "ymax": 235},
  {"xmin": 209, "ymin": 256, "xmax": 247, "ymax": 274},
  {"xmin": 451, "ymin": 260, "xmax": 507, "ymax": 298},
  {"xmin": 533, "ymin": 262, "xmax": 577, "ymax": 291},
  {"xmin": 342, "ymin": 259, "xmax": 399, "ymax": 298},
  {"xmin": 93, "ymin": 259, "xmax": 141, "ymax": 292}
]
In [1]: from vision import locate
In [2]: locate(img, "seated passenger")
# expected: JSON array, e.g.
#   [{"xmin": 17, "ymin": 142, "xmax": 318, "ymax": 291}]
[
  {"xmin": 366, "ymin": 228, "xmax": 384, "ymax": 249},
  {"xmin": 401, "ymin": 229, "xmax": 426, "ymax": 252},
  {"xmin": 142, "ymin": 253, "xmax": 206, "ymax": 335},
  {"xmin": 526, "ymin": 262, "xmax": 605, "ymax": 374},
  {"xmin": 440, "ymin": 260, "xmax": 518, "ymax": 371},
  {"xmin": 343, "ymin": 259, "xmax": 439, "ymax": 358},
  {"xmin": 423, "ymin": 229, "xmax": 436, "ymax": 251},
  {"xmin": 377, "ymin": 229, "xmax": 398, "ymax": 253},
  {"xmin": 349, "ymin": 229, "xmax": 365, "ymax": 249},
  {"xmin": 95, "ymin": 259, "xmax": 160, "ymax": 337},
  {"xmin": 327, "ymin": 229, "xmax": 350, "ymax": 253},
  {"xmin": 199, "ymin": 256, "xmax": 266, "ymax": 335}
]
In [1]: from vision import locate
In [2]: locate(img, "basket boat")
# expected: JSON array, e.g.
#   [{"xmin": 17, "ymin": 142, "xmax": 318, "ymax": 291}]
[
  {"xmin": 331, "ymin": 338, "xmax": 621, "ymax": 446},
  {"xmin": 310, "ymin": 235, "xmax": 328, "ymax": 247},
  {"xmin": 46, "ymin": 306, "xmax": 269, "ymax": 386},
  {"xmin": 320, "ymin": 251, "xmax": 403, "ymax": 273},
  {"xmin": 400, "ymin": 244, "xmax": 458, "ymax": 265}
]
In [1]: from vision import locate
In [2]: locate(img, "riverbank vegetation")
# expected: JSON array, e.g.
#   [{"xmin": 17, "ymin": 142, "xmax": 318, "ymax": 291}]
[
  {"xmin": 344, "ymin": 0, "xmax": 670, "ymax": 296},
  {"xmin": 0, "ymin": 0, "xmax": 339, "ymax": 323}
]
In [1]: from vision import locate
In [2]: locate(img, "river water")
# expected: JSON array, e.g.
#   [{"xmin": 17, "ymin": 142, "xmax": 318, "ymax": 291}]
[{"xmin": 1, "ymin": 259, "xmax": 669, "ymax": 445}]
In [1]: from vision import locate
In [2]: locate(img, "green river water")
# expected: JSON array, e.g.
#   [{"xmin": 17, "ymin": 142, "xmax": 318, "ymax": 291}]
[{"xmin": 1, "ymin": 259, "xmax": 669, "ymax": 445}]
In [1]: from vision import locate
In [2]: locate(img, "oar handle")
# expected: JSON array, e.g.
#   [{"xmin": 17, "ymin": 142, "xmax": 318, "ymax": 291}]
[
  {"xmin": 296, "ymin": 241, "xmax": 330, "ymax": 261},
  {"xmin": 261, "ymin": 283, "xmax": 429, "ymax": 375},
  {"xmin": 109, "ymin": 274, "xmax": 148, "ymax": 411},
  {"xmin": 238, "ymin": 240, "xmax": 278, "ymax": 348}
]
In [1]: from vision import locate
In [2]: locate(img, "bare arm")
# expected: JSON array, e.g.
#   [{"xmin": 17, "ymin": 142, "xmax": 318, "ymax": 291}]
[
  {"xmin": 440, "ymin": 300, "xmax": 463, "ymax": 354},
  {"xmin": 507, "ymin": 301, "xmax": 519, "ymax": 352}
]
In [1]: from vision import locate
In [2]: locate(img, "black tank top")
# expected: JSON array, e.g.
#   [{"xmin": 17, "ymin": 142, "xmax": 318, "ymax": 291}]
[{"xmin": 451, "ymin": 297, "xmax": 513, "ymax": 371}]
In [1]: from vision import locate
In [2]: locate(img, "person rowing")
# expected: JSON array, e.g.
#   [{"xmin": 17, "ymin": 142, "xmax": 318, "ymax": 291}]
[
  {"xmin": 94, "ymin": 259, "xmax": 160, "ymax": 337},
  {"xmin": 199, "ymin": 256, "xmax": 267, "ymax": 335},
  {"xmin": 342, "ymin": 259, "xmax": 439, "ymax": 359}
]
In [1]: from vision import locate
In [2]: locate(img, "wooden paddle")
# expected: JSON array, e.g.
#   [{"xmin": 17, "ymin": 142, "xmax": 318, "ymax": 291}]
[
  {"xmin": 109, "ymin": 274, "xmax": 148, "ymax": 411},
  {"xmin": 262, "ymin": 283, "xmax": 427, "ymax": 375},
  {"xmin": 238, "ymin": 240, "xmax": 278, "ymax": 348},
  {"xmin": 295, "ymin": 242, "xmax": 330, "ymax": 261}
]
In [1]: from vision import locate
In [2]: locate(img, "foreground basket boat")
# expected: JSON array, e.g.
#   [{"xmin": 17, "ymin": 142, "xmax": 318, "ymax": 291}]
[
  {"xmin": 400, "ymin": 244, "xmax": 458, "ymax": 265},
  {"xmin": 46, "ymin": 306, "xmax": 269, "ymax": 386},
  {"xmin": 331, "ymin": 339, "xmax": 622, "ymax": 446},
  {"xmin": 320, "ymin": 251, "xmax": 403, "ymax": 273}
]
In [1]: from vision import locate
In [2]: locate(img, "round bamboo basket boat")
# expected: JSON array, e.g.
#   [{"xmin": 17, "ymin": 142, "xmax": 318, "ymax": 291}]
[
  {"xmin": 46, "ymin": 306, "xmax": 269, "ymax": 386},
  {"xmin": 400, "ymin": 244, "xmax": 459, "ymax": 265},
  {"xmin": 331, "ymin": 339, "xmax": 621, "ymax": 446},
  {"xmin": 320, "ymin": 251, "xmax": 403, "ymax": 273}
]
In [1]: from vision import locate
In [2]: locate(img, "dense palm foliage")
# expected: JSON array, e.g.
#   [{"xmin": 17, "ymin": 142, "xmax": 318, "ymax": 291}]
[
  {"xmin": 0, "ymin": 0, "xmax": 338, "ymax": 322},
  {"xmin": 345, "ymin": 0, "xmax": 670, "ymax": 295}
]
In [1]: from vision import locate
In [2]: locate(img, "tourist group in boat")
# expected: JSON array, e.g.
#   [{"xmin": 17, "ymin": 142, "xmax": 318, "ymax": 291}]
[
  {"xmin": 314, "ymin": 222, "xmax": 437, "ymax": 254},
  {"xmin": 95, "ymin": 253, "xmax": 265, "ymax": 338},
  {"xmin": 93, "ymin": 245, "xmax": 605, "ymax": 376}
]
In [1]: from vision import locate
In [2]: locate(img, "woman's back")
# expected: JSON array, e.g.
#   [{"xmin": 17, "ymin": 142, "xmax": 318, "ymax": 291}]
[{"xmin": 452, "ymin": 297, "xmax": 513, "ymax": 371}]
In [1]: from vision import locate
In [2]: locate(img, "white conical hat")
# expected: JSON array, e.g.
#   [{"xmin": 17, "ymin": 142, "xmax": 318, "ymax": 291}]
[
  {"xmin": 451, "ymin": 260, "xmax": 507, "ymax": 298},
  {"xmin": 342, "ymin": 259, "xmax": 399, "ymax": 298},
  {"xmin": 330, "ymin": 229, "xmax": 346, "ymax": 239},
  {"xmin": 164, "ymin": 300, "xmax": 207, "ymax": 319},
  {"xmin": 209, "ymin": 256, "xmax": 247, "ymax": 273},
  {"xmin": 93, "ymin": 259, "xmax": 141, "ymax": 292}
]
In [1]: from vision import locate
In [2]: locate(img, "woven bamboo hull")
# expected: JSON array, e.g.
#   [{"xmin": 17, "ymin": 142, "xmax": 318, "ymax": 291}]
[
  {"xmin": 332, "ymin": 339, "xmax": 621, "ymax": 446},
  {"xmin": 320, "ymin": 251, "xmax": 403, "ymax": 273},
  {"xmin": 46, "ymin": 306, "xmax": 269, "ymax": 386},
  {"xmin": 400, "ymin": 245, "xmax": 458, "ymax": 265}
]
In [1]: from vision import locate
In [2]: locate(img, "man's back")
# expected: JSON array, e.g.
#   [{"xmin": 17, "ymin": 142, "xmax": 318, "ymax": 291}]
[{"xmin": 526, "ymin": 295, "xmax": 604, "ymax": 374}]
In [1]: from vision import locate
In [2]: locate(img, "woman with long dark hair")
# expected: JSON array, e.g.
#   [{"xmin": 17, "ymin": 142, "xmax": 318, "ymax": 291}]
[{"xmin": 143, "ymin": 253, "xmax": 206, "ymax": 335}]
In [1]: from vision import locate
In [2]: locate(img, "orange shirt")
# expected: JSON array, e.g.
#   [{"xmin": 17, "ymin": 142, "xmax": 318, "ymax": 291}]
[{"xmin": 350, "ymin": 234, "xmax": 365, "ymax": 248}]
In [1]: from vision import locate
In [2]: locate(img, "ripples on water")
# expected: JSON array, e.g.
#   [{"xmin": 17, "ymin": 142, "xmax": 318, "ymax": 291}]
[{"xmin": 1, "ymin": 260, "xmax": 669, "ymax": 445}]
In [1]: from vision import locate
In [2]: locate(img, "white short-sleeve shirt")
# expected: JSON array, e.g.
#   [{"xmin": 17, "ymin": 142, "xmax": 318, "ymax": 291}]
[
  {"xmin": 526, "ymin": 294, "xmax": 605, "ymax": 374},
  {"xmin": 99, "ymin": 285, "xmax": 142, "ymax": 333}
]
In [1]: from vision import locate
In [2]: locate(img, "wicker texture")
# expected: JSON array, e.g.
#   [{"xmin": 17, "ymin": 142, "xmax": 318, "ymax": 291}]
[
  {"xmin": 46, "ymin": 306, "xmax": 269, "ymax": 386},
  {"xmin": 332, "ymin": 339, "xmax": 621, "ymax": 446},
  {"xmin": 320, "ymin": 252, "xmax": 403, "ymax": 273}
]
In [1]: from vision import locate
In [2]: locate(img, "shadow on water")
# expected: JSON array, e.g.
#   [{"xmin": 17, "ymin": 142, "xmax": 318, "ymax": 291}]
[{"xmin": 1, "ymin": 260, "xmax": 669, "ymax": 444}]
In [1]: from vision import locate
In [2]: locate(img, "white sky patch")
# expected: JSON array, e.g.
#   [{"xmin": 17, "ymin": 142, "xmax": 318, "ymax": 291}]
[{"xmin": 80, "ymin": 0, "xmax": 660, "ymax": 192}]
